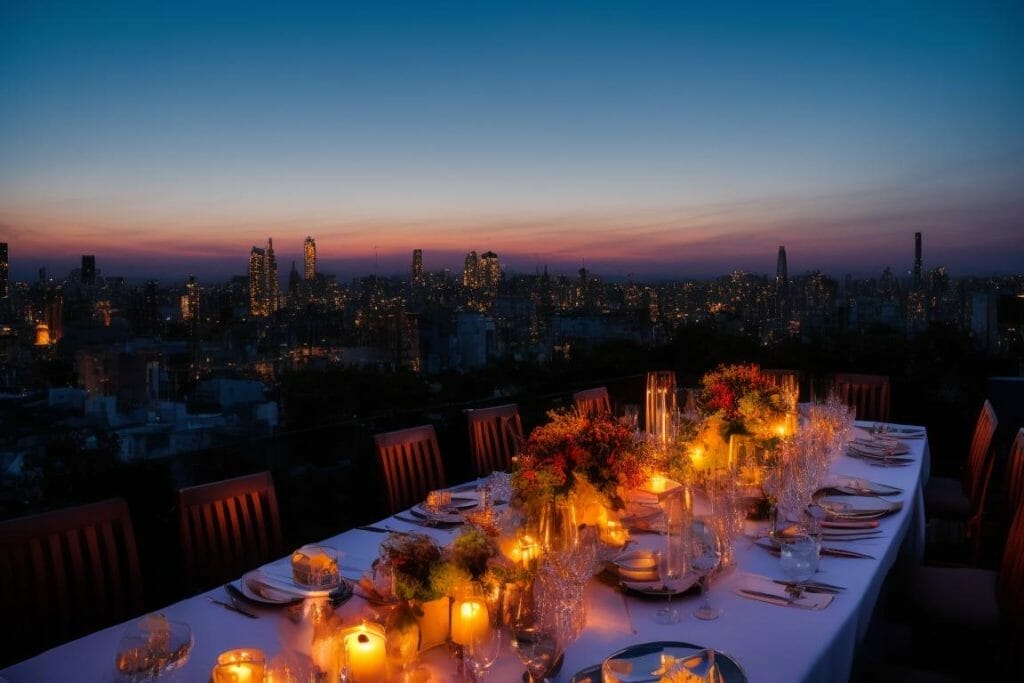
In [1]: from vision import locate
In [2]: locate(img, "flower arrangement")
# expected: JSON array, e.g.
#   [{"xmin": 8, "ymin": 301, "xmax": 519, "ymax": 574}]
[
  {"xmin": 696, "ymin": 363, "xmax": 788, "ymax": 439},
  {"xmin": 374, "ymin": 528, "xmax": 509, "ymax": 602},
  {"xmin": 511, "ymin": 408, "xmax": 653, "ymax": 511}
]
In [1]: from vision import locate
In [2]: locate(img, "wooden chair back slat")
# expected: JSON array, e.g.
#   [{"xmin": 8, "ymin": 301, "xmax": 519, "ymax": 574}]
[
  {"xmin": 375, "ymin": 425, "xmax": 447, "ymax": 514},
  {"xmin": 1007, "ymin": 429, "xmax": 1024, "ymax": 518},
  {"xmin": 574, "ymin": 387, "xmax": 612, "ymax": 418},
  {"xmin": 0, "ymin": 498, "xmax": 144, "ymax": 666},
  {"xmin": 965, "ymin": 400, "xmax": 999, "ymax": 503},
  {"xmin": 997, "ymin": 498, "xmax": 1024, "ymax": 622},
  {"xmin": 466, "ymin": 404, "xmax": 524, "ymax": 476},
  {"xmin": 177, "ymin": 471, "xmax": 283, "ymax": 591},
  {"xmin": 833, "ymin": 373, "xmax": 891, "ymax": 423}
]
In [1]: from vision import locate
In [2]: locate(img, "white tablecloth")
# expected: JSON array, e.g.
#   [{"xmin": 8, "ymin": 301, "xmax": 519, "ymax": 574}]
[{"xmin": 1, "ymin": 422, "xmax": 930, "ymax": 683}]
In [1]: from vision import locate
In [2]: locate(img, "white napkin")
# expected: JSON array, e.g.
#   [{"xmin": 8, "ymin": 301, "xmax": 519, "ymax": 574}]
[{"xmin": 734, "ymin": 573, "xmax": 834, "ymax": 610}]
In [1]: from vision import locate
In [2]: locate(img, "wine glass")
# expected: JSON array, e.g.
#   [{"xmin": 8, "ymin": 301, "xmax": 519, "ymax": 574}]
[
  {"xmin": 510, "ymin": 587, "xmax": 562, "ymax": 683},
  {"xmin": 465, "ymin": 626, "xmax": 502, "ymax": 682},
  {"xmin": 652, "ymin": 547, "xmax": 681, "ymax": 624},
  {"xmin": 691, "ymin": 522, "xmax": 723, "ymax": 620}
]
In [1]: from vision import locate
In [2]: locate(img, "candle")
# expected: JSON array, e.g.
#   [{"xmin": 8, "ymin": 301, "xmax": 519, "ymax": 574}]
[
  {"xmin": 342, "ymin": 622, "xmax": 387, "ymax": 682},
  {"xmin": 690, "ymin": 447, "xmax": 705, "ymax": 470},
  {"xmin": 513, "ymin": 535, "xmax": 539, "ymax": 570},
  {"xmin": 212, "ymin": 649, "xmax": 265, "ymax": 683},
  {"xmin": 650, "ymin": 474, "xmax": 667, "ymax": 493},
  {"xmin": 599, "ymin": 520, "xmax": 628, "ymax": 547},
  {"xmin": 450, "ymin": 597, "xmax": 491, "ymax": 646}
]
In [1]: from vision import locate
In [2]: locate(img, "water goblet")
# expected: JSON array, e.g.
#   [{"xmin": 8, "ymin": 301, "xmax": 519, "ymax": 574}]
[
  {"xmin": 510, "ymin": 588, "xmax": 562, "ymax": 683},
  {"xmin": 691, "ymin": 522, "xmax": 723, "ymax": 621},
  {"xmin": 465, "ymin": 626, "xmax": 502, "ymax": 682},
  {"xmin": 652, "ymin": 548, "xmax": 682, "ymax": 624}
]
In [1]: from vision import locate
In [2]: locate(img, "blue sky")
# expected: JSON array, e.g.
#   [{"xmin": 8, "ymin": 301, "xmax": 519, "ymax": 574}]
[{"xmin": 1, "ymin": 1, "xmax": 1021, "ymax": 281}]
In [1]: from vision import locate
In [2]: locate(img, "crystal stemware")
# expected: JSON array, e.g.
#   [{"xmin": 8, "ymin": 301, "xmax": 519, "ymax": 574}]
[
  {"xmin": 465, "ymin": 626, "xmax": 502, "ymax": 682},
  {"xmin": 779, "ymin": 533, "xmax": 819, "ymax": 594},
  {"xmin": 691, "ymin": 522, "xmax": 722, "ymax": 621},
  {"xmin": 510, "ymin": 585, "xmax": 562, "ymax": 683}
]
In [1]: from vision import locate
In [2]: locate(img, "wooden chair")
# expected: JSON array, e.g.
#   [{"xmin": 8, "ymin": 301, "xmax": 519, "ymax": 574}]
[
  {"xmin": 0, "ymin": 498, "xmax": 144, "ymax": 665},
  {"xmin": 573, "ymin": 387, "xmax": 611, "ymax": 417},
  {"xmin": 374, "ymin": 425, "xmax": 447, "ymax": 515},
  {"xmin": 832, "ymin": 372, "xmax": 890, "ymax": 423},
  {"xmin": 761, "ymin": 368, "xmax": 800, "ymax": 398},
  {"xmin": 909, "ymin": 497, "xmax": 1024, "ymax": 677},
  {"xmin": 178, "ymin": 471, "xmax": 283, "ymax": 591},
  {"xmin": 466, "ymin": 403, "xmax": 524, "ymax": 477},
  {"xmin": 924, "ymin": 400, "xmax": 999, "ymax": 563}
]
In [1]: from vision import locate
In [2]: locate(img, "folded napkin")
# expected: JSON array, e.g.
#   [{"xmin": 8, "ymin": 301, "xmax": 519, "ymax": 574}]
[
  {"xmin": 821, "ymin": 518, "xmax": 879, "ymax": 529},
  {"xmin": 734, "ymin": 573, "xmax": 834, "ymax": 610},
  {"xmin": 822, "ymin": 475, "xmax": 903, "ymax": 496},
  {"xmin": 849, "ymin": 440, "xmax": 910, "ymax": 456}
]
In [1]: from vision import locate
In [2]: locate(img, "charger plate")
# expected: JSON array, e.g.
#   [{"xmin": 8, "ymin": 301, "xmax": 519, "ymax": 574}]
[{"xmin": 571, "ymin": 641, "xmax": 746, "ymax": 683}]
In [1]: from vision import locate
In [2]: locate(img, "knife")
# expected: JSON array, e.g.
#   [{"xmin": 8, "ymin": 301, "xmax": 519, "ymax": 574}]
[
  {"xmin": 356, "ymin": 525, "xmax": 390, "ymax": 533},
  {"xmin": 821, "ymin": 546, "xmax": 874, "ymax": 559},
  {"xmin": 737, "ymin": 589, "xmax": 815, "ymax": 609},
  {"xmin": 208, "ymin": 595, "xmax": 259, "ymax": 618},
  {"xmin": 771, "ymin": 579, "xmax": 845, "ymax": 593}
]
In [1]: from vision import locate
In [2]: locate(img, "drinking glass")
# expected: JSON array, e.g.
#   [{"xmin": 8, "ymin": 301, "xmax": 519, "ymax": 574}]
[
  {"xmin": 779, "ymin": 533, "xmax": 819, "ymax": 592},
  {"xmin": 691, "ymin": 522, "xmax": 723, "ymax": 620},
  {"xmin": 620, "ymin": 404, "xmax": 641, "ymax": 433},
  {"xmin": 465, "ymin": 626, "xmax": 502, "ymax": 682}
]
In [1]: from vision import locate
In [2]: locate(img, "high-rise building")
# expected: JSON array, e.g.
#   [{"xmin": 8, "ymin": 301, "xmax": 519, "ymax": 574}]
[
  {"xmin": 82, "ymin": 255, "xmax": 96, "ymax": 285},
  {"xmin": 182, "ymin": 275, "xmax": 199, "ymax": 322},
  {"xmin": 411, "ymin": 249, "xmax": 424, "ymax": 287},
  {"xmin": 913, "ymin": 232, "xmax": 923, "ymax": 290},
  {"xmin": 265, "ymin": 237, "xmax": 280, "ymax": 312},
  {"xmin": 249, "ymin": 247, "xmax": 267, "ymax": 316},
  {"xmin": 304, "ymin": 236, "xmax": 317, "ymax": 281},
  {"xmin": 0, "ymin": 242, "xmax": 8, "ymax": 298},
  {"xmin": 248, "ymin": 239, "xmax": 280, "ymax": 316},
  {"xmin": 480, "ymin": 251, "xmax": 500, "ymax": 289},
  {"xmin": 463, "ymin": 251, "xmax": 480, "ymax": 288},
  {"xmin": 775, "ymin": 246, "xmax": 791, "ymax": 331}
]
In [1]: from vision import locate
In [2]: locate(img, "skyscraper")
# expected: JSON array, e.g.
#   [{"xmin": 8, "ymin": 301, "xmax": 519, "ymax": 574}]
[
  {"xmin": 480, "ymin": 251, "xmax": 500, "ymax": 289},
  {"xmin": 913, "ymin": 232, "xmax": 923, "ymax": 290},
  {"xmin": 0, "ymin": 242, "xmax": 8, "ymax": 298},
  {"xmin": 82, "ymin": 255, "xmax": 96, "ymax": 285},
  {"xmin": 249, "ymin": 247, "xmax": 267, "ymax": 316},
  {"xmin": 265, "ymin": 237, "xmax": 280, "ymax": 312},
  {"xmin": 776, "ymin": 246, "xmax": 791, "ymax": 331},
  {"xmin": 183, "ymin": 275, "xmax": 199, "ymax": 322},
  {"xmin": 249, "ymin": 239, "xmax": 280, "ymax": 316},
  {"xmin": 304, "ymin": 236, "xmax": 317, "ymax": 281},
  {"xmin": 463, "ymin": 251, "xmax": 480, "ymax": 288},
  {"xmin": 411, "ymin": 249, "xmax": 424, "ymax": 287}
]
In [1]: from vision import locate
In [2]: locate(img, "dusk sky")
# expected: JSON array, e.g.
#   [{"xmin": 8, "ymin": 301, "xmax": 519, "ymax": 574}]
[{"xmin": 1, "ymin": 1, "xmax": 1022, "ymax": 283}]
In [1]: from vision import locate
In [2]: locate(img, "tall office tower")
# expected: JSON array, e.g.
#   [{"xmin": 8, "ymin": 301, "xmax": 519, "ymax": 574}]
[
  {"xmin": 913, "ymin": 232, "xmax": 923, "ymax": 290},
  {"xmin": 82, "ymin": 255, "xmax": 96, "ymax": 285},
  {"xmin": 480, "ymin": 251, "xmax": 500, "ymax": 289},
  {"xmin": 249, "ymin": 246, "xmax": 267, "ymax": 316},
  {"xmin": 0, "ymin": 242, "xmax": 8, "ymax": 298},
  {"xmin": 304, "ymin": 236, "xmax": 317, "ymax": 281},
  {"xmin": 776, "ymin": 245, "xmax": 791, "ymax": 328},
  {"xmin": 411, "ymin": 249, "xmax": 424, "ymax": 287},
  {"xmin": 463, "ymin": 251, "xmax": 480, "ymax": 288},
  {"xmin": 265, "ymin": 237, "xmax": 280, "ymax": 313},
  {"xmin": 184, "ymin": 275, "xmax": 199, "ymax": 322}
]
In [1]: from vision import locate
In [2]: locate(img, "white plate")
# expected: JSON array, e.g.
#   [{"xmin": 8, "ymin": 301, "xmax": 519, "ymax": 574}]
[
  {"xmin": 238, "ymin": 569, "xmax": 326, "ymax": 604},
  {"xmin": 816, "ymin": 494, "xmax": 902, "ymax": 518}
]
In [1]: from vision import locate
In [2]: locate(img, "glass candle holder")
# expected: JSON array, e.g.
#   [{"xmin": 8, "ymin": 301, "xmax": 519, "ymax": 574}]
[{"xmin": 211, "ymin": 648, "xmax": 265, "ymax": 683}]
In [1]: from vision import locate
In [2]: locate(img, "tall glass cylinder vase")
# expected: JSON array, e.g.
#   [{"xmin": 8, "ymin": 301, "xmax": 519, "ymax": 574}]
[{"xmin": 645, "ymin": 371, "xmax": 678, "ymax": 448}]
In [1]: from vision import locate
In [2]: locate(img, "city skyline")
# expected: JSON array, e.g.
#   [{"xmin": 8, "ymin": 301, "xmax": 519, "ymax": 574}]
[{"xmin": 2, "ymin": 2, "xmax": 1022, "ymax": 280}]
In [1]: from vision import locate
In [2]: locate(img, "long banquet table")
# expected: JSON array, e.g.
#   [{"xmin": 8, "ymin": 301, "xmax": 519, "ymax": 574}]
[{"xmin": 1, "ymin": 421, "xmax": 930, "ymax": 682}]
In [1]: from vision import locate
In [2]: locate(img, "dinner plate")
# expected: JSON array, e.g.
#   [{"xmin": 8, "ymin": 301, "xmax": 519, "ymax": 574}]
[
  {"xmin": 823, "ymin": 475, "xmax": 903, "ymax": 496},
  {"xmin": 815, "ymin": 494, "xmax": 902, "ymax": 518},
  {"xmin": 409, "ymin": 506, "xmax": 464, "ymax": 524},
  {"xmin": 621, "ymin": 570, "xmax": 700, "ymax": 598},
  {"xmin": 571, "ymin": 641, "xmax": 747, "ymax": 683},
  {"xmin": 237, "ymin": 569, "xmax": 321, "ymax": 605}
]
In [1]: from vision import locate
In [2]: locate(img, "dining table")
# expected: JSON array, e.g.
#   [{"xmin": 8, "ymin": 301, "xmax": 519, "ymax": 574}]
[{"xmin": 0, "ymin": 420, "xmax": 930, "ymax": 683}]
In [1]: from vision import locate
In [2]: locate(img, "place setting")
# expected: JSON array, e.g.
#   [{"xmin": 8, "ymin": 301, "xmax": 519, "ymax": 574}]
[
  {"xmin": 229, "ymin": 544, "xmax": 354, "ymax": 609},
  {"xmin": 571, "ymin": 641, "xmax": 748, "ymax": 683}
]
